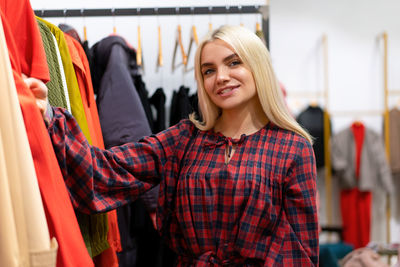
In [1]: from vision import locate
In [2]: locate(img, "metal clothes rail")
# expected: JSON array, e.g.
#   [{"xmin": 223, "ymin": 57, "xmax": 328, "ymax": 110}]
[
  {"xmin": 34, "ymin": 6, "xmax": 262, "ymax": 17},
  {"xmin": 34, "ymin": 5, "xmax": 269, "ymax": 48}
]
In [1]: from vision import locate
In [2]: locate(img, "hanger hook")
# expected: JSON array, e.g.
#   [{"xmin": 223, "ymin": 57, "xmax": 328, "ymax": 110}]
[
  {"xmin": 238, "ymin": 5, "xmax": 242, "ymax": 26},
  {"xmin": 208, "ymin": 6, "xmax": 213, "ymax": 31},
  {"xmin": 63, "ymin": 8, "xmax": 67, "ymax": 22},
  {"xmin": 176, "ymin": 6, "xmax": 180, "ymax": 24},
  {"xmin": 190, "ymin": 6, "xmax": 195, "ymax": 25},
  {"xmin": 225, "ymin": 6, "xmax": 230, "ymax": 25}
]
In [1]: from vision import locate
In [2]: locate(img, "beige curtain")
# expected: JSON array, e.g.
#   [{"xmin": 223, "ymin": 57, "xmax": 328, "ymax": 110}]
[{"xmin": 0, "ymin": 17, "xmax": 57, "ymax": 267}]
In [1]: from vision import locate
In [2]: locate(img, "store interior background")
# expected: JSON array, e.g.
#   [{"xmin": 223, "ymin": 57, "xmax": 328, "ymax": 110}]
[{"xmin": 30, "ymin": 0, "xmax": 400, "ymax": 252}]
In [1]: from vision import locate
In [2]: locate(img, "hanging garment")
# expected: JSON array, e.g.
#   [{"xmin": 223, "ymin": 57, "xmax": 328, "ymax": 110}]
[
  {"xmin": 63, "ymin": 33, "xmax": 111, "ymax": 259},
  {"xmin": 90, "ymin": 35, "xmax": 151, "ymax": 146},
  {"xmin": 36, "ymin": 17, "xmax": 92, "ymax": 144},
  {"xmin": 0, "ymin": 15, "xmax": 57, "ymax": 267},
  {"xmin": 388, "ymin": 108, "xmax": 400, "ymax": 175},
  {"xmin": 339, "ymin": 123, "xmax": 372, "ymax": 248},
  {"xmin": 90, "ymin": 35, "xmax": 158, "ymax": 267},
  {"xmin": 340, "ymin": 189, "xmax": 371, "ymax": 249},
  {"xmin": 0, "ymin": 1, "xmax": 48, "ymax": 81},
  {"xmin": 0, "ymin": 1, "xmax": 93, "ymax": 266},
  {"xmin": 51, "ymin": 32, "xmax": 71, "ymax": 112},
  {"xmin": 331, "ymin": 124, "xmax": 393, "ymax": 192},
  {"xmin": 169, "ymin": 85, "xmax": 193, "ymax": 126},
  {"xmin": 189, "ymin": 92, "xmax": 199, "ymax": 119},
  {"xmin": 64, "ymin": 32, "xmax": 122, "ymax": 266},
  {"xmin": 0, "ymin": 129, "xmax": 23, "ymax": 267},
  {"xmin": 149, "ymin": 88, "xmax": 167, "ymax": 133},
  {"xmin": 297, "ymin": 105, "xmax": 329, "ymax": 169},
  {"xmin": 59, "ymin": 23, "xmax": 82, "ymax": 43},
  {"xmin": 36, "ymin": 18, "xmax": 68, "ymax": 109},
  {"xmin": 133, "ymin": 72, "xmax": 155, "ymax": 132},
  {"xmin": 63, "ymin": 33, "xmax": 105, "ymax": 159}
]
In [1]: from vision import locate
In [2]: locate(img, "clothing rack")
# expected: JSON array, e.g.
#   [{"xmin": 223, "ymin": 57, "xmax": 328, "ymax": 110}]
[
  {"xmin": 34, "ymin": 5, "xmax": 269, "ymax": 47},
  {"xmin": 321, "ymin": 34, "xmax": 334, "ymax": 232},
  {"xmin": 34, "ymin": 6, "xmax": 261, "ymax": 17},
  {"xmin": 383, "ymin": 32, "xmax": 391, "ymax": 246},
  {"xmin": 326, "ymin": 33, "xmax": 393, "ymax": 246}
]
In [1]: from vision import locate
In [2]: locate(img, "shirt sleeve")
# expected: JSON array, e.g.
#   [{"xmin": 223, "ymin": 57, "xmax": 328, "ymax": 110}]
[
  {"xmin": 283, "ymin": 138, "xmax": 319, "ymax": 266},
  {"xmin": 48, "ymin": 107, "xmax": 191, "ymax": 214}
]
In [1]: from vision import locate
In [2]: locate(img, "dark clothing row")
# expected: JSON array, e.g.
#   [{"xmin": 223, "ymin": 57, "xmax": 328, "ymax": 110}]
[{"xmin": 297, "ymin": 105, "xmax": 331, "ymax": 169}]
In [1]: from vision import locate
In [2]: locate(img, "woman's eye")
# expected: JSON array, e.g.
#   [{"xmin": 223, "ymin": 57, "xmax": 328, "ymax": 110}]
[
  {"xmin": 229, "ymin": 60, "xmax": 241, "ymax": 66},
  {"xmin": 203, "ymin": 69, "xmax": 214, "ymax": 75}
]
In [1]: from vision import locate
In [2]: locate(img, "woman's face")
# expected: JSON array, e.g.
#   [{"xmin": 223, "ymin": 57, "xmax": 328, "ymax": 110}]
[{"xmin": 200, "ymin": 39, "xmax": 258, "ymax": 113}]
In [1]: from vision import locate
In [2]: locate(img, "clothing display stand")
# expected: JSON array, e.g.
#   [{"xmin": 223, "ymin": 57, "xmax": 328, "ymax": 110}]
[
  {"xmin": 382, "ymin": 32, "xmax": 400, "ymax": 247},
  {"xmin": 322, "ymin": 34, "xmax": 333, "ymax": 228},
  {"xmin": 382, "ymin": 32, "xmax": 391, "ymax": 246}
]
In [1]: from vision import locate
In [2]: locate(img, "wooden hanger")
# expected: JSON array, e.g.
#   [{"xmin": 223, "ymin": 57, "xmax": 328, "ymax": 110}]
[
  {"xmin": 81, "ymin": 9, "xmax": 88, "ymax": 41},
  {"xmin": 208, "ymin": 6, "xmax": 213, "ymax": 32},
  {"xmin": 309, "ymin": 97, "xmax": 319, "ymax": 107},
  {"xmin": 239, "ymin": 6, "xmax": 244, "ymax": 26},
  {"xmin": 172, "ymin": 24, "xmax": 187, "ymax": 72},
  {"xmin": 111, "ymin": 8, "xmax": 117, "ymax": 34},
  {"xmin": 157, "ymin": 25, "xmax": 163, "ymax": 67},
  {"xmin": 136, "ymin": 8, "xmax": 144, "ymax": 67},
  {"xmin": 83, "ymin": 26, "xmax": 88, "ymax": 41},
  {"xmin": 255, "ymin": 21, "xmax": 266, "ymax": 44},
  {"xmin": 256, "ymin": 22, "xmax": 261, "ymax": 32},
  {"xmin": 137, "ymin": 25, "xmax": 142, "ymax": 66},
  {"xmin": 185, "ymin": 25, "xmax": 199, "ymax": 72},
  {"xmin": 154, "ymin": 8, "xmax": 163, "ymax": 69}
]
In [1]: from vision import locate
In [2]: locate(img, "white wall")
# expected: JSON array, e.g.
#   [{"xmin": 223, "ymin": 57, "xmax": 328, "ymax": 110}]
[
  {"xmin": 270, "ymin": 0, "xmax": 400, "ymax": 247},
  {"xmin": 30, "ymin": 0, "xmax": 400, "ymax": 248}
]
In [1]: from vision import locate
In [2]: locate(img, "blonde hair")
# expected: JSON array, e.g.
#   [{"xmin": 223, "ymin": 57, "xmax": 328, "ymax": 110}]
[{"xmin": 189, "ymin": 25, "xmax": 312, "ymax": 144}]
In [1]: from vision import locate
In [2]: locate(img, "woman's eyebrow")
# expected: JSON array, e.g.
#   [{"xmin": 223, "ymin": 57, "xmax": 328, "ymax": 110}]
[
  {"xmin": 222, "ymin": 53, "xmax": 238, "ymax": 63},
  {"xmin": 201, "ymin": 53, "xmax": 238, "ymax": 68}
]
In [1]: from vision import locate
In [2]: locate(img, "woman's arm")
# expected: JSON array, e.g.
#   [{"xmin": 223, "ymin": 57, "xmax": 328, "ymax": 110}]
[
  {"xmin": 24, "ymin": 76, "xmax": 193, "ymax": 215},
  {"xmin": 282, "ymin": 138, "xmax": 319, "ymax": 266},
  {"xmin": 48, "ymin": 107, "xmax": 190, "ymax": 214}
]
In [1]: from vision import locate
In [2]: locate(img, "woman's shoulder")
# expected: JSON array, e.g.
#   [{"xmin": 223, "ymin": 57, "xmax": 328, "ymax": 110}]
[
  {"xmin": 170, "ymin": 119, "xmax": 197, "ymax": 134},
  {"xmin": 155, "ymin": 119, "xmax": 198, "ymax": 143},
  {"xmin": 266, "ymin": 123, "xmax": 313, "ymax": 153}
]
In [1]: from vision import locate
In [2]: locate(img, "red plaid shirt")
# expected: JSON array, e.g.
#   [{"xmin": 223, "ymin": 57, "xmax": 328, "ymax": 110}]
[{"xmin": 48, "ymin": 107, "xmax": 319, "ymax": 266}]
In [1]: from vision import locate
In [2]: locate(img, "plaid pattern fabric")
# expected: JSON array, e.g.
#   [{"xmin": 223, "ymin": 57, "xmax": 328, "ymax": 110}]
[{"xmin": 49, "ymin": 107, "xmax": 319, "ymax": 266}]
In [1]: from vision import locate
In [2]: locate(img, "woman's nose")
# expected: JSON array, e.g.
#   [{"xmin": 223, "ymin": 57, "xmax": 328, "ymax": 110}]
[{"xmin": 216, "ymin": 67, "xmax": 230, "ymax": 84}]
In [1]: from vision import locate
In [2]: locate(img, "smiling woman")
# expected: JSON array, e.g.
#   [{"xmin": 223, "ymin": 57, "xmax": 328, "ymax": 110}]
[
  {"xmin": 26, "ymin": 25, "xmax": 319, "ymax": 266},
  {"xmin": 190, "ymin": 26, "xmax": 312, "ymax": 144},
  {"xmin": 200, "ymin": 40, "xmax": 260, "ymax": 122}
]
